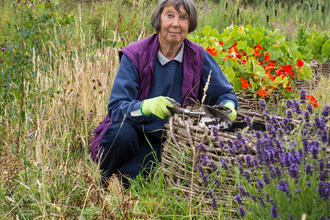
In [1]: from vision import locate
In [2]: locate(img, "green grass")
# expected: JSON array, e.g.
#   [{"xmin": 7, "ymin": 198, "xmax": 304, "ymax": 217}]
[{"xmin": 0, "ymin": 0, "xmax": 329, "ymax": 219}]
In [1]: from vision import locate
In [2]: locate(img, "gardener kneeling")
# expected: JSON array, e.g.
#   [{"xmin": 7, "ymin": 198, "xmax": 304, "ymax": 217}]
[{"xmin": 91, "ymin": 0, "xmax": 238, "ymax": 187}]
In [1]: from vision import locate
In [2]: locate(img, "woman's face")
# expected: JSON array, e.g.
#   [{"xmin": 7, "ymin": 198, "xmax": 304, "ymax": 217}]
[{"xmin": 159, "ymin": 5, "xmax": 189, "ymax": 47}]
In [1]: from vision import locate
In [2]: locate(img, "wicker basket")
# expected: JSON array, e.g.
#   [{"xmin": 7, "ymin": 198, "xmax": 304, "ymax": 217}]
[
  {"xmin": 294, "ymin": 60, "xmax": 320, "ymax": 92},
  {"xmin": 236, "ymin": 90, "xmax": 283, "ymax": 113},
  {"xmin": 160, "ymin": 108, "xmax": 266, "ymax": 218},
  {"xmin": 319, "ymin": 62, "xmax": 330, "ymax": 77}
]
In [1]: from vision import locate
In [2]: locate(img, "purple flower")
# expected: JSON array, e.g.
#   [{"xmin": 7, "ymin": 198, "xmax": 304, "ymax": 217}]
[
  {"xmin": 266, "ymin": 194, "xmax": 270, "ymax": 202},
  {"xmin": 320, "ymin": 159, "xmax": 325, "ymax": 172},
  {"xmin": 208, "ymin": 190, "xmax": 213, "ymax": 198},
  {"xmin": 244, "ymin": 116, "xmax": 253, "ymax": 128},
  {"xmin": 251, "ymin": 195, "xmax": 257, "ymax": 202},
  {"xmin": 306, "ymin": 182, "xmax": 311, "ymax": 187},
  {"xmin": 212, "ymin": 198, "xmax": 217, "ymax": 209},
  {"xmin": 1, "ymin": 48, "xmax": 5, "ymax": 51},
  {"xmin": 319, "ymin": 170, "xmax": 329, "ymax": 182},
  {"xmin": 88, "ymin": 111, "xmax": 93, "ymax": 119},
  {"xmin": 3, "ymin": 84, "xmax": 6, "ymax": 87},
  {"xmin": 300, "ymin": 89, "xmax": 307, "ymax": 102},
  {"xmin": 257, "ymin": 180, "xmax": 264, "ymax": 190},
  {"xmin": 238, "ymin": 206, "xmax": 245, "ymax": 216},
  {"xmin": 295, "ymin": 188, "xmax": 302, "ymax": 193},
  {"xmin": 275, "ymin": 166, "xmax": 282, "ymax": 178},
  {"xmin": 288, "ymin": 163, "xmax": 299, "ymax": 179},
  {"xmin": 321, "ymin": 105, "xmax": 330, "ymax": 117},
  {"xmin": 270, "ymin": 203, "xmax": 279, "ymax": 218},
  {"xmin": 277, "ymin": 180, "xmax": 290, "ymax": 197},
  {"xmin": 197, "ymin": 143, "xmax": 207, "ymax": 153},
  {"xmin": 258, "ymin": 196, "xmax": 266, "ymax": 208},
  {"xmin": 307, "ymin": 104, "xmax": 313, "ymax": 113},
  {"xmin": 305, "ymin": 163, "xmax": 313, "ymax": 176},
  {"xmin": 318, "ymin": 181, "xmax": 330, "ymax": 202},
  {"xmin": 197, "ymin": 164, "xmax": 208, "ymax": 185},
  {"xmin": 259, "ymin": 99, "xmax": 266, "ymax": 111},
  {"xmin": 235, "ymin": 194, "xmax": 243, "ymax": 204},
  {"xmin": 263, "ymin": 172, "xmax": 270, "ymax": 185}
]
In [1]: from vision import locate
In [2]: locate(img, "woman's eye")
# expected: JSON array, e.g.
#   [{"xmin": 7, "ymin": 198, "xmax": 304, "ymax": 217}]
[
  {"xmin": 167, "ymin": 14, "xmax": 173, "ymax": 18},
  {"xmin": 181, "ymin": 16, "xmax": 187, "ymax": 20}
]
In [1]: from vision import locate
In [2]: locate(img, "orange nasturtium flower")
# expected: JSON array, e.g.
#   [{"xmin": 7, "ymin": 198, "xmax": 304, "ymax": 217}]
[
  {"xmin": 258, "ymin": 88, "xmax": 270, "ymax": 97},
  {"xmin": 254, "ymin": 50, "xmax": 261, "ymax": 57},
  {"xmin": 264, "ymin": 54, "xmax": 270, "ymax": 61},
  {"xmin": 210, "ymin": 39, "xmax": 214, "ymax": 44},
  {"xmin": 306, "ymin": 95, "xmax": 319, "ymax": 108},
  {"xmin": 297, "ymin": 59, "xmax": 304, "ymax": 67},
  {"xmin": 206, "ymin": 46, "xmax": 218, "ymax": 56},
  {"xmin": 219, "ymin": 41, "xmax": 224, "ymax": 46},
  {"xmin": 240, "ymin": 77, "xmax": 251, "ymax": 89}
]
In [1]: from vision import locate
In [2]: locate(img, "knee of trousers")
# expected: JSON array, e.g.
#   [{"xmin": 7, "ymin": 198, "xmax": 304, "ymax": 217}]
[{"xmin": 100, "ymin": 122, "xmax": 139, "ymax": 154}]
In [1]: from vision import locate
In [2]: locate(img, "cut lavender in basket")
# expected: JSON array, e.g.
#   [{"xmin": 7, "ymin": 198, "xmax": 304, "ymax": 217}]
[{"xmin": 194, "ymin": 90, "xmax": 330, "ymax": 218}]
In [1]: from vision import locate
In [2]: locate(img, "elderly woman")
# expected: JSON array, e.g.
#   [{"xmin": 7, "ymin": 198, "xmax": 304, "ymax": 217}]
[{"xmin": 93, "ymin": 0, "xmax": 238, "ymax": 186}]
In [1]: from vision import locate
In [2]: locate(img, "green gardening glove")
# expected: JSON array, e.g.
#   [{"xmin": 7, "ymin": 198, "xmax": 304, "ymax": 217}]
[
  {"xmin": 224, "ymin": 101, "xmax": 237, "ymax": 122},
  {"xmin": 141, "ymin": 96, "xmax": 175, "ymax": 120}
]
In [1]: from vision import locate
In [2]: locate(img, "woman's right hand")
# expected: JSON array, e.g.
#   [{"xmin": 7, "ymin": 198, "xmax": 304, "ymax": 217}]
[{"xmin": 141, "ymin": 96, "xmax": 175, "ymax": 119}]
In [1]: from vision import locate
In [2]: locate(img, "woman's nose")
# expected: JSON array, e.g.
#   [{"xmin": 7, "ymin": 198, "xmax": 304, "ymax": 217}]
[{"xmin": 171, "ymin": 16, "xmax": 180, "ymax": 27}]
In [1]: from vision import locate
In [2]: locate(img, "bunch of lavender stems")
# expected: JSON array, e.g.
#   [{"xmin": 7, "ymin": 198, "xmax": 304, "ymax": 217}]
[{"xmin": 196, "ymin": 89, "xmax": 330, "ymax": 219}]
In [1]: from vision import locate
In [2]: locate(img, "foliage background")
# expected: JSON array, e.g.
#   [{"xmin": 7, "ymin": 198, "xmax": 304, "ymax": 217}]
[{"xmin": 0, "ymin": 0, "xmax": 329, "ymax": 219}]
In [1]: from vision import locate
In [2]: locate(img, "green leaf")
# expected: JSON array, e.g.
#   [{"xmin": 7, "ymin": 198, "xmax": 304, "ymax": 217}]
[
  {"xmin": 237, "ymin": 41, "xmax": 247, "ymax": 50},
  {"xmin": 253, "ymin": 32, "xmax": 263, "ymax": 44},
  {"xmin": 224, "ymin": 57, "xmax": 234, "ymax": 68},
  {"xmin": 254, "ymin": 65, "xmax": 265, "ymax": 78},
  {"xmin": 14, "ymin": 56, "xmax": 21, "ymax": 65},
  {"xmin": 13, "ymin": 117, "xmax": 19, "ymax": 126},
  {"xmin": 37, "ymin": 4, "xmax": 44, "ymax": 10},
  {"xmin": 231, "ymin": 30, "xmax": 239, "ymax": 40},
  {"xmin": 271, "ymin": 29, "xmax": 282, "ymax": 41},
  {"xmin": 246, "ymin": 47, "xmax": 254, "ymax": 56},
  {"xmin": 269, "ymin": 46, "xmax": 282, "ymax": 60},
  {"xmin": 224, "ymin": 68, "xmax": 235, "ymax": 82},
  {"xmin": 298, "ymin": 63, "xmax": 313, "ymax": 80},
  {"xmin": 232, "ymin": 78, "xmax": 241, "ymax": 91},
  {"xmin": 274, "ymin": 76, "xmax": 282, "ymax": 84},
  {"xmin": 201, "ymin": 42, "xmax": 208, "ymax": 48},
  {"xmin": 203, "ymin": 26, "xmax": 211, "ymax": 37},
  {"xmin": 28, "ymin": 93, "xmax": 34, "ymax": 100},
  {"xmin": 13, "ymin": 90, "xmax": 22, "ymax": 101},
  {"xmin": 210, "ymin": 28, "xmax": 218, "ymax": 37},
  {"xmin": 322, "ymin": 39, "xmax": 330, "ymax": 63}
]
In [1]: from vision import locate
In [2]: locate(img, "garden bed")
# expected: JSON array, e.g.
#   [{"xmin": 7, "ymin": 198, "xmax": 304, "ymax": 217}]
[{"xmin": 160, "ymin": 108, "xmax": 267, "ymax": 218}]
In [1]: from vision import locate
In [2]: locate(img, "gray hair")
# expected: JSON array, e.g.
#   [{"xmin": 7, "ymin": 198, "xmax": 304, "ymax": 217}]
[{"xmin": 150, "ymin": 0, "xmax": 198, "ymax": 33}]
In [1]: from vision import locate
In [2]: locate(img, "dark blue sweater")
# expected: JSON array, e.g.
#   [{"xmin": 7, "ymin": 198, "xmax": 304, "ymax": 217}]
[{"xmin": 108, "ymin": 50, "xmax": 238, "ymax": 138}]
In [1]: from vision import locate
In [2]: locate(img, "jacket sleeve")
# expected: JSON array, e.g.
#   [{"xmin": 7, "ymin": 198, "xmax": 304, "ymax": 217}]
[
  {"xmin": 199, "ymin": 49, "xmax": 239, "ymax": 109},
  {"xmin": 107, "ymin": 54, "xmax": 145, "ymax": 124}
]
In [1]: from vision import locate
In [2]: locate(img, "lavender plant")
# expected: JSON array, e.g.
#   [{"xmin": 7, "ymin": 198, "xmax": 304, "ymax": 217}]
[
  {"xmin": 235, "ymin": 90, "xmax": 330, "ymax": 219},
  {"xmin": 195, "ymin": 89, "xmax": 330, "ymax": 219}
]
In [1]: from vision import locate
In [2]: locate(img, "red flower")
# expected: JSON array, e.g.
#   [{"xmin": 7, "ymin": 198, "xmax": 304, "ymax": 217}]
[
  {"xmin": 240, "ymin": 77, "xmax": 251, "ymax": 89},
  {"xmin": 264, "ymin": 54, "xmax": 270, "ymax": 61},
  {"xmin": 258, "ymin": 88, "xmax": 270, "ymax": 97},
  {"xmin": 286, "ymin": 83, "xmax": 293, "ymax": 91},
  {"xmin": 297, "ymin": 59, "xmax": 304, "ymax": 67},
  {"xmin": 306, "ymin": 95, "xmax": 319, "ymax": 108},
  {"xmin": 219, "ymin": 41, "xmax": 224, "ymax": 46},
  {"xmin": 254, "ymin": 44, "xmax": 263, "ymax": 50},
  {"xmin": 206, "ymin": 46, "xmax": 218, "ymax": 56},
  {"xmin": 236, "ymin": 53, "xmax": 242, "ymax": 59},
  {"xmin": 241, "ymin": 60, "xmax": 247, "ymax": 65},
  {"xmin": 254, "ymin": 50, "xmax": 261, "ymax": 57}
]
